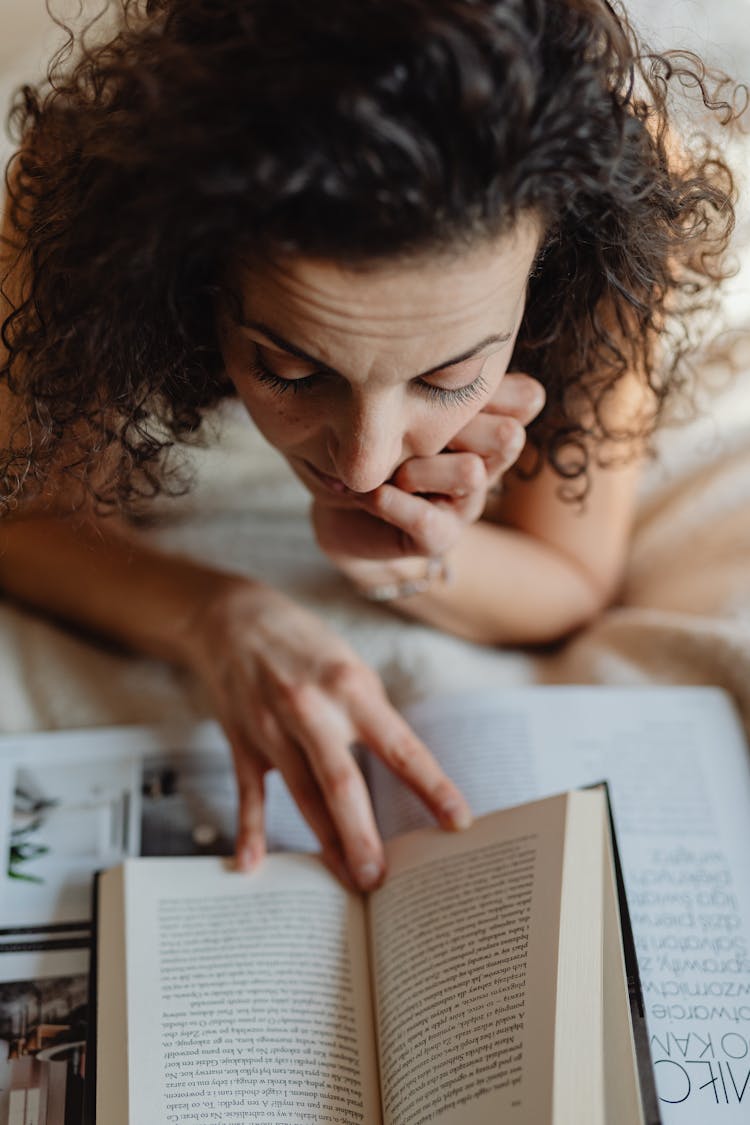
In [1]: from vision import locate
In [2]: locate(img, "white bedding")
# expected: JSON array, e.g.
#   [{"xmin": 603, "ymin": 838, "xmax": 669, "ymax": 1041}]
[{"xmin": 0, "ymin": 0, "xmax": 748, "ymax": 740}]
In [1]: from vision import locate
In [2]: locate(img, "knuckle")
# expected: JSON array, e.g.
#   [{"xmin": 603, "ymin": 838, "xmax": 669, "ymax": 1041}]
[
  {"xmin": 495, "ymin": 416, "xmax": 521, "ymax": 442},
  {"xmin": 322, "ymin": 764, "xmax": 358, "ymax": 804},
  {"xmin": 496, "ymin": 418, "xmax": 526, "ymax": 456},
  {"xmin": 412, "ymin": 504, "xmax": 440, "ymax": 547},
  {"xmin": 382, "ymin": 735, "xmax": 418, "ymax": 775},
  {"xmin": 320, "ymin": 659, "xmax": 363, "ymax": 697},
  {"xmin": 458, "ymin": 455, "xmax": 486, "ymax": 491},
  {"xmin": 277, "ymin": 679, "xmax": 317, "ymax": 722},
  {"xmin": 256, "ymin": 709, "xmax": 280, "ymax": 746}
]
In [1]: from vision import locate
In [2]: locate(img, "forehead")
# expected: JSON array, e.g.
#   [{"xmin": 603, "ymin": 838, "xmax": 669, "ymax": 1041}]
[{"xmin": 235, "ymin": 216, "xmax": 542, "ymax": 356}]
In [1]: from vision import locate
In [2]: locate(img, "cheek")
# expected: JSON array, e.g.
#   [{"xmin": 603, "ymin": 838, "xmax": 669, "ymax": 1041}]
[
  {"xmin": 398, "ymin": 399, "xmax": 485, "ymax": 463},
  {"xmin": 233, "ymin": 387, "xmax": 321, "ymax": 452},
  {"xmin": 413, "ymin": 411, "xmax": 467, "ymax": 452},
  {"xmin": 220, "ymin": 337, "xmax": 317, "ymax": 450},
  {"xmin": 410, "ymin": 369, "xmax": 508, "ymax": 454}
]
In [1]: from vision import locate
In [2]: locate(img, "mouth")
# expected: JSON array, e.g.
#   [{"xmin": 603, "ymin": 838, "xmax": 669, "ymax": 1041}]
[{"xmin": 302, "ymin": 460, "xmax": 352, "ymax": 495}]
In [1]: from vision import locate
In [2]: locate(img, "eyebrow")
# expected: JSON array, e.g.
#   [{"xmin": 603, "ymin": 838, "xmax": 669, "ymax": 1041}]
[{"xmin": 240, "ymin": 319, "xmax": 513, "ymax": 380}]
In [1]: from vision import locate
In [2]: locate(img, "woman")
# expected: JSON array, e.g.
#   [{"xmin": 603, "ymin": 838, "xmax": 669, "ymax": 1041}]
[{"xmin": 0, "ymin": 0, "xmax": 737, "ymax": 889}]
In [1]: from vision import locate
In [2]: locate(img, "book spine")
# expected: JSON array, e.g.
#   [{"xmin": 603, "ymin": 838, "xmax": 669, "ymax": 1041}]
[{"xmin": 603, "ymin": 785, "xmax": 662, "ymax": 1125}]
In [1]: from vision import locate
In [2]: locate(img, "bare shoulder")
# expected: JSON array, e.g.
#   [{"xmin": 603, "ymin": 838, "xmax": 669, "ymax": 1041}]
[
  {"xmin": 486, "ymin": 368, "xmax": 655, "ymax": 599},
  {"xmin": 488, "ymin": 118, "xmax": 709, "ymax": 596}
]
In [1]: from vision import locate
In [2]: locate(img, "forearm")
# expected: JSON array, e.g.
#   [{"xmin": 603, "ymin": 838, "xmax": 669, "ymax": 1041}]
[
  {"xmin": 374, "ymin": 519, "xmax": 613, "ymax": 646},
  {"xmin": 0, "ymin": 515, "xmax": 248, "ymax": 665}
]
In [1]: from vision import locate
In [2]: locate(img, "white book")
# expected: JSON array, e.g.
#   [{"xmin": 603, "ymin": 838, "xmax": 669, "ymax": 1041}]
[{"xmin": 94, "ymin": 785, "xmax": 651, "ymax": 1125}]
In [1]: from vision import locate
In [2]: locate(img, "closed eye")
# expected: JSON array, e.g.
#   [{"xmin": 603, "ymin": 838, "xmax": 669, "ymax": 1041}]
[
  {"xmin": 250, "ymin": 351, "xmax": 489, "ymax": 406},
  {"xmin": 418, "ymin": 374, "xmax": 489, "ymax": 406},
  {"xmin": 251, "ymin": 351, "xmax": 321, "ymax": 395}
]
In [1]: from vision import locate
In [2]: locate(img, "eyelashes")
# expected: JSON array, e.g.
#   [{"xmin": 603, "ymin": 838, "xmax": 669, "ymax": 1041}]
[
  {"xmin": 250, "ymin": 353, "xmax": 489, "ymax": 408},
  {"xmin": 418, "ymin": 375, "xmax": 489, "ymax": 407},
  {"xmin": 250, "ymin": 355, "xmax": 320, "ymax": 396}
]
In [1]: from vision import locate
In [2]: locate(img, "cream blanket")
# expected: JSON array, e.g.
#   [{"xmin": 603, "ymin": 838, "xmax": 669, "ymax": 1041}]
[
  {"xmin": 1, "ymin": 325, "xmax": 748, "ymax": 736},
  {"xmin": 0, "ymin": 0, "xmax": 748, "ymax": 739}
]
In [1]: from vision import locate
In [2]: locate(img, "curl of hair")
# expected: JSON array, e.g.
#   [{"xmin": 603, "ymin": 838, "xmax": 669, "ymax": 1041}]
[{"xmin": 0, "ymin": 0, "xmax": 742, "ymax": 510}]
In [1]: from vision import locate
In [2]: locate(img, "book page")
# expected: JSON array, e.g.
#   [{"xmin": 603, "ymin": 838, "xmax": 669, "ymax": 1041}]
[
  {"xmin": 552, "ymin": 789, "xmax": 606, "ymax": 1124},
  {"xmin": 371, "ymin": 686, "xmax": 750, "ymax": 1125},
  {"xmin": 117, "ymin": 855, "xmax": 380, "ymax": 1125},
  {"xmin": 368, "ymin": 795, "xmax": 571, "ymax": 1125}
]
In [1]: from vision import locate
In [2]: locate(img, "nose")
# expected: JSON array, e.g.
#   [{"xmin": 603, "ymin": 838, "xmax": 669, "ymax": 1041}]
[{"xmin": 326, "ymin": 394, "xmax": 405, "ymax": 493}]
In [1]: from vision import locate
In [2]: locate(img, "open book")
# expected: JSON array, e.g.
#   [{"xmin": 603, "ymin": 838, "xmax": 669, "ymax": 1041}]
[
  {"xmin": 92, "ymin": 786, "xmax": 658, "ymax": 1125},
  {"xmin": 5, "ymin": 684, "xmax": 737, "ymax": 1122}
]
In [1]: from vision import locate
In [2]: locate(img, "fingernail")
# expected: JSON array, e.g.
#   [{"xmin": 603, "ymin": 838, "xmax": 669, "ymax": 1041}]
[
  {"xmin": 441, "ymin": 801, "xmax": 473, "ymax": 831},
  {"xmin": 235, "ymin": 845, "xmax": 256, "ymax": 873},
  {"xmin": 357, "ymin": 861, "xmax": 384, "ymax": 891}
]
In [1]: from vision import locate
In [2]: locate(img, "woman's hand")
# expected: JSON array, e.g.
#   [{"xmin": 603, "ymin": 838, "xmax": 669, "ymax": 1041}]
[
  {"xmin": 184, "ymin": 576, "xmax": 472, "ymax": 890},
  {"xmin": 312, "ymin": 371, "xmax": 545, "ymax": 572}
]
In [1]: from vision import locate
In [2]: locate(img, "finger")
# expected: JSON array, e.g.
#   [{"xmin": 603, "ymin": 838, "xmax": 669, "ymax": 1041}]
[
  {"xmin": 272, "ymin": 737, "xmax": 348, "ymax": 864},
  {"xmin": 310, "ymin": 743, "xmax": 385, "ymax": 892},
  {"xmin": 391, "ymin": 452, "xmax": 487, "ymax": 524},
  {"xmin": 313, "ymin": 501, "xmax": 412, "ymax": 560},
  {"xmin": 358, "ymin": 484, "xmax": 461, "ymax": 557},
  {"xmin": 279, "ymin": 687, "xmax": 386, "ymax": 891},
  {"xmin": 349, "ymin": 688, "xmax": 473, "ymax": 832},
  {"xmin": 320, "ymin": 842, "xmax": 359, "ymax": 894},
  {"xmin": 447, "ymin": 413, "xmax": 527, "ymax": 481},
  {"xmin": 243, "ymin": 707, "xmax": 348, "ymax": 876},
  {"xmin": 481, "ymin": 372, "xmax": 546, "ymax": 425},
  {"xmin": 226, "ymin": 728, "xmax": 267, "ymax": 872}
]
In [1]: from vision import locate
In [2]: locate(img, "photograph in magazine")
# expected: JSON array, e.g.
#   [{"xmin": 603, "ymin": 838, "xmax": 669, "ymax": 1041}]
[{"xmin": 0, "ymin": 942, "xmax": 90, "ymax": 1125}]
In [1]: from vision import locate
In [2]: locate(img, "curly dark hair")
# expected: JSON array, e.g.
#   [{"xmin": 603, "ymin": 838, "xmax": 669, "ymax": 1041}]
[{"xmin": 0, "ymin": 0, "xmax": 742, "ymax": 510}]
